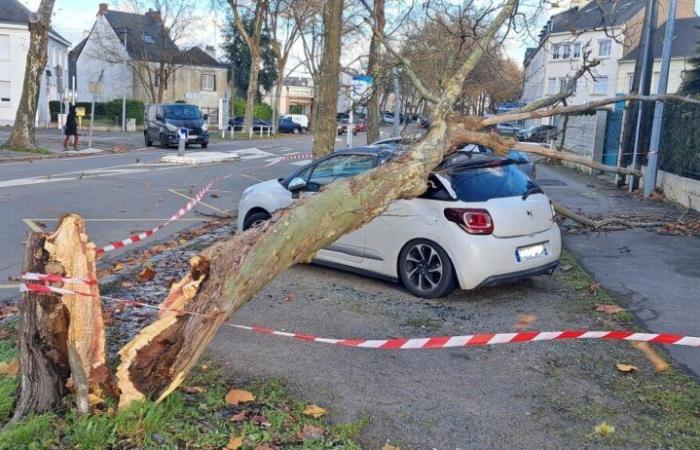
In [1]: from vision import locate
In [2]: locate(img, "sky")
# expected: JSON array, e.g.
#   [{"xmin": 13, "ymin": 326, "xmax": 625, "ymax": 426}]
[{"xmin": 22, "ymin": 0, "xmax": 700, "ymax": 71}]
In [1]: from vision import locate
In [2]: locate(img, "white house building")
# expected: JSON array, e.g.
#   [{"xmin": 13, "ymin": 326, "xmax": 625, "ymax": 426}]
[
  {"xmin": 520, "ymin": 0, "xmax": 696, "ymax": 126},
  {"xmin": 0, "ymin": 0, "xmax": 71, "ymax": 127}
]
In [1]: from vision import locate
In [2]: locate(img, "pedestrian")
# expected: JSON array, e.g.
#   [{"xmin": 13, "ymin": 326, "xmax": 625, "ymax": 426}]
[{"xmin": 63, "ymin": 105, "xmax": 79, "ymax": 150}]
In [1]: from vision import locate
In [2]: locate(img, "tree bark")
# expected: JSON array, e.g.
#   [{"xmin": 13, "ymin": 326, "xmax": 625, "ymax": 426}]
[
  {"xmin": 13, "ymin": 232, "xmax": 70, "ymax": 421},
  {"xmin": 4, "ymin": 0, "xmax": 56, "ymax": 150},
  {"xmin": 312, "ymin": 0, "xmax": 343, "ymax": 158},
  {"xmin": 366, "ymin": 0, "xmax": 385, "ymax": 145},
  {"xmin": 515, "ymin": 142, "xmax": 642, "ymax": 177}
]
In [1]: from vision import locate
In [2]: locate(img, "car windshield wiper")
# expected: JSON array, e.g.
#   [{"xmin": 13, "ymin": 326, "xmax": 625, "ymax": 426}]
[{"xmin": 522, "ymin": 186, "xmax": 543, "ymax": 200}]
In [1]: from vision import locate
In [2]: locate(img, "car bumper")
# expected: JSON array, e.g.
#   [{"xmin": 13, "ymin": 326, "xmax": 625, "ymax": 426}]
[
  {"xmin": 165, "ymin": 133, "xmax": 209, "ymax": 145},
  {"xmin": 447, "ymin": 224, "xmax": 562, "ymax": 290}
]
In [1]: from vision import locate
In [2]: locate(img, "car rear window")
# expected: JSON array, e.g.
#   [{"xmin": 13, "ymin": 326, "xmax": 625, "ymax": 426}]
[{"xmin": 445, "ymin": 163, "xmax": 538, "ymax": 202}]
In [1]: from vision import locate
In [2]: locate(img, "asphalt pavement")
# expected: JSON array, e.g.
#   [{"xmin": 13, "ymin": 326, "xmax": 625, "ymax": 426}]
[{"xmin": 0, "ymin": 132, "xmax": 324, "ymax": 300}]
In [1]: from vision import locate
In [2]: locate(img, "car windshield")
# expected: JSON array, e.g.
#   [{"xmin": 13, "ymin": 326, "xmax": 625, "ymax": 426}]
[
  {"xmin": 444, "ymin": 163, "xmax": 538, "ymax": 202},
  {"xmin": 163, "ymin": 105, "xmax": 201, "ymax": 120}
]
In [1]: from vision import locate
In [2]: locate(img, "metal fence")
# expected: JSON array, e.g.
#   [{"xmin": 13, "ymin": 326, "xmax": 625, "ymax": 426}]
[{"xmin": 660, "ymin": 100, "xmax": 700, "ymax": 181}]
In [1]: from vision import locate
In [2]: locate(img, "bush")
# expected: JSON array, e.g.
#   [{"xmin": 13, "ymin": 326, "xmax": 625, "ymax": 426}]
[
  {"xmin": 660, "ymin": 101, "xmax": 700, "ymax": 180},
  {"xmin": 232, "ymin": 98, "xmax": 272, "ymax": 120},
  {"xmin": 48, "ymin": 100, "xmax": 144, "ymax": 125}
]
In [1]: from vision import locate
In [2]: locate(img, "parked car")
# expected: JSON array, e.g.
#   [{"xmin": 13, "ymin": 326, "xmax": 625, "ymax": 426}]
[
  {"xmin": 280, "ymin": 114, "xmax": 309, "ymax": 131},
  {"xmin": 495, "ymin": 122, "xmax": 520, "ymax": 136},
  {"xmin": 237, "ymin": 146, "xmax": 560, "ymax": 298},
  {"xmin": 228, "ymin": 116, "xmax": 272, "ymax": 132},
  {"xmin": 336, "ymin": 112, "xmax": 350, "ymax": 121},
  {"xmin": 517, "ymin": 125, "xmax": 558, "ymax": 142},
  {"xmin": 144, "ymin": 103, "xmax": 209, "ymax": 149},
  {"xmin": 337, "ymin": 119, "xmax": 366, "ymax": 135},
  {"xmin": 382, "ymin": 112, "xmax": 407, "ymax": 124},
  {"xmin": 278, "ymin": 117, "xmax": 304, "ymax": 134}
]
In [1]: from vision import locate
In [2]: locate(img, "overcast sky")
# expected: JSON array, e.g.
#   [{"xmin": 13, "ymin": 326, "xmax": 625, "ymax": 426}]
[{"xmin": 22, "ymin": 0, "xmax": 700, "ymax": 72}]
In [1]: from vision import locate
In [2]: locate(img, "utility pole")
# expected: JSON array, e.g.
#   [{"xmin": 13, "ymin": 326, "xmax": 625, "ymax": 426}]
[
  {"xmin": 628, "ymin": 0, "xmax": 657, "ymax": 192},
  {"xmin": 121, "ymin": 28, "xmax": 128, "ymax": 133},
  {"xmin": 393, "ymin": 67, "xmax": 401, "ymax": 137},
  {"xmin": 644, "ymin": 0, "xmax": 678, "ymax": 197}
]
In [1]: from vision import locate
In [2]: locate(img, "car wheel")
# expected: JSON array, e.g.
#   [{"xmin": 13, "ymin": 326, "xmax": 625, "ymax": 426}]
[
  {"xmin": 243, "ymin": 210, "xmax": 271, "ymax": 231},
  {"xmin": 201, "ymin": 142, "xmax": 208, "ymax": 149},
  {"xmin": 302, "ymin": 127, "xmax": 308, "ymax": 134},
  {"xmin": 144, "ymin": 132, "xmax": 153, "ymax": 147},
  {"xmin": 292, "ymin": 128, "xmax": 300, "ymax": 135},
  {"xmin": 159, "ymin": 134, "xmax": 168, "ymax": 149},
  {"xmin": 398, "ymin": 239, "xmax": 456, "ymax": 299}
]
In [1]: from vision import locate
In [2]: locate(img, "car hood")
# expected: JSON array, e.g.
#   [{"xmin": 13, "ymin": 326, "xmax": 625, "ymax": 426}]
[
  {"xmin": 244, "ymin": 179, "xmax": 289, "ymax": 197},
  {"xmin": 167, "ymin": 118, "xmax": 204, "ymax": 129}
]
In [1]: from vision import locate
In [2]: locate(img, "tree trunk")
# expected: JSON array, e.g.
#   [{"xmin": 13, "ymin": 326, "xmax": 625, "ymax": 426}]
[
  {"xmin": 4, "ymin": 0, "xmax": 56, "ymax": 150},
  {"xmin": 13, "ymin": 232, "xmax": 70, "ymax": 421},
  {"xmin": 312, "ymin": 0, "xmax": 343, "ymax": 158},
  {"xmin": 244, "ymin": 51, "xmax": 261, "ymax": 133},
  {"xmin": 366, "ymin": 0, "xmax": 385, "ymax": 145}
]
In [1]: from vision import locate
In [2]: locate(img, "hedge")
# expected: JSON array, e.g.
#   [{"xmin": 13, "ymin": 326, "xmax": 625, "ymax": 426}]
[
  {"xmin": 232, "ymin": 98, "xmax": 273, "ymax": 120},
  {"xmin": 49, "ymin": 100, "xmax": 145, "ymax": 125},
  {"xmin": 660, "ymin": 100, "xmax": 700, "ymax": 180}
]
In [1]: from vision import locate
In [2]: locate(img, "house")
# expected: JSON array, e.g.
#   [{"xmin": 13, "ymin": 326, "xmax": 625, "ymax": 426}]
[
  {"xmin": 70, "ymin": 3, "xmax": 228, "ymax": 113},
  {"xmin": 262, "ymin": 76, "xmax": 315, "ymax": 117},
  {"xmin": 616, "ymin": 16, "xmax": 700, "ymax": 94},
  {"xmin": 520, "ymin": 0, "xmax": 695, "ymax": 121},
  {"xmin": 0, "ymin": 0, "xmax": 71, "ymax": 127}
]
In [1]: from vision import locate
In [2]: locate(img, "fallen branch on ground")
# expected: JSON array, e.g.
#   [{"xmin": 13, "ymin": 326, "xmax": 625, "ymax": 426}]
[{"xmin": 554, "ymin": 203, "xmax": 664, "ymax": 230}]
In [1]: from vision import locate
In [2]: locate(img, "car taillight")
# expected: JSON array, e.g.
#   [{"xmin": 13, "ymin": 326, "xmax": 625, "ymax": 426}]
[{"xmin": 444, "ymin": 208, "xmax": 494, "ymax": 235}]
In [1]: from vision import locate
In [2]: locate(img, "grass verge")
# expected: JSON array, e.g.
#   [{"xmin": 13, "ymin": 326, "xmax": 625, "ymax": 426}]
[{"xmin": 0, "ymin": 145, "xmax": 52, "ymax": 155}]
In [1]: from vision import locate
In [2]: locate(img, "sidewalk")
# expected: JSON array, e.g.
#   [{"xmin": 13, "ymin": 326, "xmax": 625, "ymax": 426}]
[{"xmin": 538, "ymin": 163, "xmax": 700, "ymax": 379}]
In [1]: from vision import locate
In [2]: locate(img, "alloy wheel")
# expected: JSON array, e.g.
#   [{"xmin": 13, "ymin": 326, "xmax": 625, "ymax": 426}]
[{"xmin": 404, "ymin": 243, "xmax": 444, "ymax": 292}]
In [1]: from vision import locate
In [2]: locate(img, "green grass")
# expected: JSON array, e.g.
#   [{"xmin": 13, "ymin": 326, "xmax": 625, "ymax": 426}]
[
  {"xmin": 0, "ymin": 145, "xmax": 52, "ymax": 155},
  {"xmin": 0, "ymin": 346, "xmax": 365, "ymax": 449}
]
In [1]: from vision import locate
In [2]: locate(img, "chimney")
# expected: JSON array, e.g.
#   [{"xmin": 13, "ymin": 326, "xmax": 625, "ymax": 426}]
[
  {"xmin": 98, "ymin": 3, "xmax": 108, "ymax": 15},
  {"xmin": 146, "ymin": 8, "xmax": 162, "ymax": 23},
  {"xmin": 204, "ymin": 45, "xmax": 216, "ymax": 59}
]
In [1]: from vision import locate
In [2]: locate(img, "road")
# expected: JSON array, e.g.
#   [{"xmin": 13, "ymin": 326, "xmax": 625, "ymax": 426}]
[{"xmin": 0, "ymin": 133, "xmax": 327, "ymax": 299}]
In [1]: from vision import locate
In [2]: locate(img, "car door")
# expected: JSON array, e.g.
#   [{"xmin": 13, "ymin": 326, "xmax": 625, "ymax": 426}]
[{"xmin": 301, "ymin": 153, "xmax": 376, "ymax": 263}]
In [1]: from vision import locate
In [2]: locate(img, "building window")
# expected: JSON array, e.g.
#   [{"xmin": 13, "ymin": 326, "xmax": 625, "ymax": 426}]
[
  {"xmin": 572, "ymin": 42, "xmax": 581, "ymax": 59},
  {"xmin": 561, "ymin": 43, "xmax": 571, "ymax": 59},
  {"xmin": 593, "ymin": 76, "xmax": 608, "ymax": 95},
  {"xmin": 141, "ymin": 33, "xmax": 155, "ymax": 44},
  {"xmin": 627, "ymin": 73, "xmax": 634, "ymax": 92},
  {"xmin": 201, "ymin": 73, "xmax": 215, "ymax": 91},
  {"xmin": 547, "ymin": 77, "xmax": 557, "ymax": 95},
  {"xmin": 598, "ymin": 39, "xmax": 611, "ymax": 57},
  {"xmin": 0, "ymin": 81, "xmax": 10, "ymax": 103},
  {"xmin": 551, "ymin": 43, "xmax": 560, "ymax": 60},
  {"xmin": 0, "ymin": 35, "xmax": 9, "ymax": 60},
  {"xmin": 559, "ymin": 77, "xmax": 576, "ymax": 94}
]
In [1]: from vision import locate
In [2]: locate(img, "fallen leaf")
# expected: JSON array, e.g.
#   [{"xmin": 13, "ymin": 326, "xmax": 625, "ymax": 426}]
[
  {"xmin": 559, "ymin": 264, "xmax": 573, "ymax": 272},
  {"xmin": 515, "ymin": 313, "xmax": 537, "ymax": 330},
  {"xmin": 595, "ymin": 304, "xmax": 625, "ymax": 315},
  {"xmin": 251, "ymin": 415, "xmax": 270, "ymax": 427},
  {"xmin": 111, "ymin": 262, "xmax": 125, "ymax": 272},
  {"xmin": 631, "ymin": 341, "xmax": 669, "ymax": 372},
  {"xmin": 180, "ymin": 385, "xmax": 205, "ymax": 394},
  {"xmin": 254, "ymin": 445, "xmax": 275, "ymax": 450},
  {"xmin": 0, "ymin": 305, "xmax": 19, "ymax": 320},
  {"xmin": 137, "ymin": 267, "xmax": 156, "ymax": 282},
  {"xmin": 298, "ymin": 424, "xmax": 325, "ymax": 440},
  {"xmin": 225, "ymin": 389, "xmax": 255, "ymax": 405},
  {"xmin": 88, "ymin": 393, "xmax": 104, "ymax": 406},
  {"xmin": 382, "ymin": 445, "xmax": 401, "ymax": 450},
  {"xmin": 303, "ymin": 404, "xmax": 326, "ymax": 418},
  {"xmin": 593, "ymin": 421, "xmax": 615, "ymax": 436},
  {"xmin": 225, "ymin": 436, "xmax": 244, "ymax": 450},
  {"xmin": 589, "ymin": 282, "xmax": 601, "ymax": 296},
  {"xmin": 229, "ymin": 411, "xmax": 247, "ymax": 422},
  {"xmin": 120, "ymin": 281, "xmax": 134, "ymax": 288},
  {"xmin": 283, "ymin": 293, "xmax": 296, "ymax": 303},
  {"xmin": 616, "ymin": 363, "xmax": 638, "ymax": 373},
  {"xmin": 0, "ymin": 358, "xmax": 19, "ymax": 376},
  {"xmin": 210, "ymin": 192, "xmax": 220, "ymax": 198}
]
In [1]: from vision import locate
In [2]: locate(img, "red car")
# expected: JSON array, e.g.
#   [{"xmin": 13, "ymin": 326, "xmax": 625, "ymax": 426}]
[{"xmin": 337, "ymin": 119, "xmax": 366, "ymax": 135}]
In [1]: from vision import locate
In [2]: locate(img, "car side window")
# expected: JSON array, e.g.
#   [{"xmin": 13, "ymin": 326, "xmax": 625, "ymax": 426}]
[{"xmin": 306, "ymin": 155, "xmax": 375, "ymax": 191}]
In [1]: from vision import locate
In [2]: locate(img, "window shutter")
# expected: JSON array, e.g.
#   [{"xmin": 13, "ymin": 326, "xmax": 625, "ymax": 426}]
[{"xmin": 213, "ymin": 75, "xmax": 216, "ymax": 91}]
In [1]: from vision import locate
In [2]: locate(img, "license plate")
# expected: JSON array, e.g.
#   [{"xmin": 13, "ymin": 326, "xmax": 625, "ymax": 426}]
[
  {"xmin": 187, "ymin": 135, "xmax": 198, "ymax": 140},
  {"xmin": 516, "ymin": 243, "xmax": 547, "ymax": 262}
]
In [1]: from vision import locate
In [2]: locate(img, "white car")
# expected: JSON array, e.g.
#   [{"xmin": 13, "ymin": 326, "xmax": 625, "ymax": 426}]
[{"xmin": 237, "ymin": 147, "xmax": 561, "ymax": 298}]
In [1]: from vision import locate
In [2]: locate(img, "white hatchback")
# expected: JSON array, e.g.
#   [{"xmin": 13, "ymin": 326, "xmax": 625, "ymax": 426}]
[{"xmin": 237, "ymin": 146, "xmax": 561, "ymax": 298}]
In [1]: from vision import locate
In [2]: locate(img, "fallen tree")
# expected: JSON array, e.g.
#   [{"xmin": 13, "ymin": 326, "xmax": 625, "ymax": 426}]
[{"xmin": 14, "ymin": 0, "xmax": 700, "ymax": 417}]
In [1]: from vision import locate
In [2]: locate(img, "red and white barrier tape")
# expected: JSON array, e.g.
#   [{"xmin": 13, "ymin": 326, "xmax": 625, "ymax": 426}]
[
  {"xmin": 21, "ymin": 272, "xmax": 96, "ymax": 285},
  {"xmin": 17, "ymin": 282, "xmax": 700, "ymax": 349},
  {"xmin": 265, "ymin": 152, "xmax": 313, "ymax": 167}
]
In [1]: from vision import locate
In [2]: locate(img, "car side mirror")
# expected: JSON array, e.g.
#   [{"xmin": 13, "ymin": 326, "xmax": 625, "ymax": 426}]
[{"xmin": 288, "ymin": 177, "xmax": 307, "ymax": 197}]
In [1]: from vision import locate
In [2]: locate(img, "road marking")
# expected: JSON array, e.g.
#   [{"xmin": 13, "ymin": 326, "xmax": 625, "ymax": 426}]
[
  {"xmin": 22, "ymin": 219, "xmax": 44, "ymax": 232},
  {"xmin": 0, "ymin": 284, "xmax": 19, "ymax": 290},
  {"xmin": 291, "ymin": 160, "xmax": 312, "ymax": 166},
  {"xmin": 167, "ymin": 189, "xmax": 230, "ymax": 215},
  {"xmin": 240, "ymin": 173, "xmax": 265, "ymax": 182}
]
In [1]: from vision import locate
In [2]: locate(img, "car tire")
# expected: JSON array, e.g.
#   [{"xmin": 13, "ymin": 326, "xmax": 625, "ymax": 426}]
[
  {"xmin": 201, "ymin": 142, "xmax": 208, "ymax": 149},
  {"xmin": 144, "ymin": 132, "xmax": 153, "ymax": 147},
  {"xmin": 242, "ymin": 210, "xmax": 271, "ymax": 231},
  {"xmin": 398, "ymin": 239, "xmax": 456, "ymax": 299},
  {"xmin": 302, "ymin": 127, "xmax": 307, "ymax": 133},
  {"xmin": 292, "ymin": 128, "xmax": 300, "ymax": 135},
  {"xmin": 159, "ymin": 134, "xmax": 168, "ymax": 149}
]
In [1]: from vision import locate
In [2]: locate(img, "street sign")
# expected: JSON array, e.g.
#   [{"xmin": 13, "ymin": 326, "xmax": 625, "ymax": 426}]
[{"xmin": 351, "ymin": 75, "xmax": 373, "ymax": 102}]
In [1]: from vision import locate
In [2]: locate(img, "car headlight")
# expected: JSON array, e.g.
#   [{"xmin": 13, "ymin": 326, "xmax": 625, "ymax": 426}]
[
  {"xmin": 166, "ymin": 122, "xmax": 177, "ymax": 132},
  {"xmin": 201, "ymin": 122, "xmax": 208, "ymax": 132}
]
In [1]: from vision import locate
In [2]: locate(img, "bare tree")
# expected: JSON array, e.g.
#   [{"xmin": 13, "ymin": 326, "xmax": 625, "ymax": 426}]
[
  {"xmin": 229, "ymin": 0, "xmax": 269, "ymax": 133},
  {"xmin": 4, "ymin": 0, "xmax": 56, "ymax": 150},
  {"xmin": 365, "ymin": 0, "xmax": 385, "ymax": 144},
  {"xmin": 311, "ymin": 0, "xmax": 343, "ymax": 158},
  {"xmin": 267, "ymin": 0, "xmax": 300, "ymax": 131}
]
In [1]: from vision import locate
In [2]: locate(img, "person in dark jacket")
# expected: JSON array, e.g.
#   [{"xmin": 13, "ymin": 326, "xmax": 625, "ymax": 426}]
[{"xmin": 63, "ymin": 105, "xmax": 79, "ymax": 150}]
